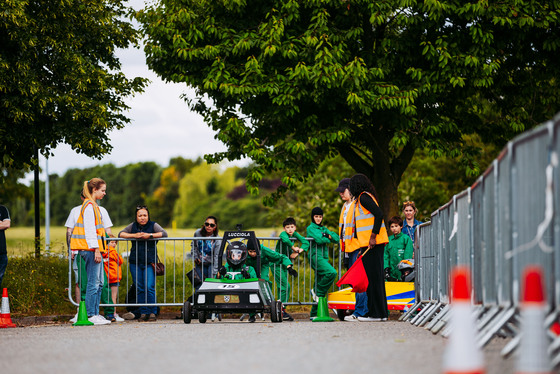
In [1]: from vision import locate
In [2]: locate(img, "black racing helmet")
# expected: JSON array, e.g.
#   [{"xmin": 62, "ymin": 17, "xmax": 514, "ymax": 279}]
[{"xmin": 226, "ymin": 241, "xmax": 247, "ymax": 266}]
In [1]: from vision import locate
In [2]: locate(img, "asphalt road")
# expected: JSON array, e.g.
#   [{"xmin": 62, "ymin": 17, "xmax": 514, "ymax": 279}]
[{"xmin": 0, "ymin": 318, "xmax": 514, "ymax": 374}]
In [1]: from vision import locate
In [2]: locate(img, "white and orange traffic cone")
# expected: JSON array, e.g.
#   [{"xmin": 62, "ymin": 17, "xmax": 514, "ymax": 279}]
[
  {"xmin": 441, "ymin": 266, "xmax": 485, "ymax": 374},
  {"xmin": 515, "ymin": 266, "xmax": 552, "ymax": 374},
  {"xmin": 0, "ymin": 288, "xmax": 16, "ymax": 328}
]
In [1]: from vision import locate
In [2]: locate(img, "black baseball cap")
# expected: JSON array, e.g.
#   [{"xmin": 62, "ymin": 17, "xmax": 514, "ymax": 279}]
[{"xmin": 335, "ymin": 178, "xmax": 350, "ymax": 193}]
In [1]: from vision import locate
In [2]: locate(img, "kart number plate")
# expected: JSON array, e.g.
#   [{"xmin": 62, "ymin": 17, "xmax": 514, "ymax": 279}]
[{"xmin": 215, "ymin": 295, "xmax": 239, "ymax": 303}]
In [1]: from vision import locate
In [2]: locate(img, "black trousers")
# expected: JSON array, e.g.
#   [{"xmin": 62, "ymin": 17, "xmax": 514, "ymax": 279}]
[{"xmin": 361, "ymin": 244, "xmax": 388, "ymax": 318}]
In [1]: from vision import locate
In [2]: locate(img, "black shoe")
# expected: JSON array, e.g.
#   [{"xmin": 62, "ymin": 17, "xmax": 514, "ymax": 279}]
[
  {"xmin": 282, "ymin": 310, "xmax": 294, "ymax": 321},
  {"xmin": 248, "ymin": 315, "xmax": 256, "ymax": 323},
  {"xmin": 138, "ymin": 314, "xmax": 149, "ymax": 322}
]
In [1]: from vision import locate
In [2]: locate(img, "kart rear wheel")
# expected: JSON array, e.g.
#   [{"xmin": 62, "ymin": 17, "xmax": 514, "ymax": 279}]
[
  {"xmin": 183, "ymin": 302, "xmax": 192, "ymax": 324},
  {"xmin": 276, "ymin": 300, "xmax": 283, "ymax": 323},
  {"xmin": 198, "ymin": 311, "xmax": 207, "ymax": 323},
  {"xmin": 270, "ymin": 300, "xmax": 282, "ymax": 323}
]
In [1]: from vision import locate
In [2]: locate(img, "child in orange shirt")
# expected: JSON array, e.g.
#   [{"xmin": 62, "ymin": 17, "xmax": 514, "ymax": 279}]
[{"xmin": 103, "ymin": 240, "xmax": 124, "ymax": 322}]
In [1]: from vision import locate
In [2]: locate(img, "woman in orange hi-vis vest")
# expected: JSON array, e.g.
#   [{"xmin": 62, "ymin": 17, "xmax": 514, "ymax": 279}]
[
  {"xmin": 346, "ymin": 174, "xmax": 389, "ymax": 321},
  {"xmin": 70, "ymin": 178, "xmax": 111, "ymax": 325}
]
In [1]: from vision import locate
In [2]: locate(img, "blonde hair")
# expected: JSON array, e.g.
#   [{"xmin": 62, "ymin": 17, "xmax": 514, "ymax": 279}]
[
  {"xmin": 402, "ymin": 200, "xmax": 417, "ymax": 212},
  {"xmin": 82, "ymin": 178, "xmax": 106, "ymax": 202}
]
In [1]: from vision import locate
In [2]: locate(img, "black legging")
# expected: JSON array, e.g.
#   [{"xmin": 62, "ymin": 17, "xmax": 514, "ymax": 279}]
[{"xmin": 361, "ymin": 244, "xmax": 389, "ymax": 319}]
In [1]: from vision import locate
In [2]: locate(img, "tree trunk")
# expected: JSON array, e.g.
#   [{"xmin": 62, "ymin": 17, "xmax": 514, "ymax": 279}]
[{"xmin": 371, "ymin": 171, "xmax": 400, "ymax": 226}]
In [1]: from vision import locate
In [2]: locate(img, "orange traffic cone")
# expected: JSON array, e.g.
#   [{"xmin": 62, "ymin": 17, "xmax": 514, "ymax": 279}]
[
  {"xmin": 0, "ymin": 288, "xmax": 17, "ymax": 328},
  {"xmin": 441, "ymin": 266, "xmax": 485, "ymax": 374},
  {"xmin": 515, "ymin": 266, "xmax": 552, "ymax": 374}
]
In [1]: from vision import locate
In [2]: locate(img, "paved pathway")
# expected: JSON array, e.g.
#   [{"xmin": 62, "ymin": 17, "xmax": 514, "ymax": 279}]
[{"xmin": 0, "ymin": 318, "xmax": 514, "ymax": 374}]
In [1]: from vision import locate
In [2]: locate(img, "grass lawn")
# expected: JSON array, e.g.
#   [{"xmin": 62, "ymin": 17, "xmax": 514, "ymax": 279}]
[{"xmin": 6, "ymin": 226, "xmax": 279, "ymax": 258}]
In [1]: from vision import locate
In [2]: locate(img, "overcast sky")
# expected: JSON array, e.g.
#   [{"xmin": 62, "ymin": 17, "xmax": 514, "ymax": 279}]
[{"xmin": 31, "ymin": 0, "xmax": 239, "ymax": 182}]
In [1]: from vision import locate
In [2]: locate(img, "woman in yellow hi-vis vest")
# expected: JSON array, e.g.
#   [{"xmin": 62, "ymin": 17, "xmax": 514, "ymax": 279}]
[
  {"xmin": 346, "ymin": 174, "xmax": 389, "ymax": 321},
  {"xmin": 70, "ymin": 178, "xmax": 111, "ymax": 325}
]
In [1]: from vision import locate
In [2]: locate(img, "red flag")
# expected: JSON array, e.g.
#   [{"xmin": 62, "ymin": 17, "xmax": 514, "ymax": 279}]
[{"xmin": 336, "ymin": 256, "xmax": 369, "ymax": 293}]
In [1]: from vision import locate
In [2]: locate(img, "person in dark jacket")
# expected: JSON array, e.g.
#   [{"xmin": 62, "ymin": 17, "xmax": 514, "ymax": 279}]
[
  {"xmin": 119, "ymin": 206, "xmax": 168, "ymax": 322},
  {"xmin": 346, "ymin": 174, "xmax": 389, "ymax": 321}
]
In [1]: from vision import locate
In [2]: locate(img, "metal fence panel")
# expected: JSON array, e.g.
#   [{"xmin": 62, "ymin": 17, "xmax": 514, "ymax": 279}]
[
  {"xmin": 471, "ymin": 179, "xmax": 485, "ymax": 304},
  {"xmin": 455, "ymin": 190, "xmax": 472, "ymax": 276},
  {"xmin": 439, "ymin": 204, "xmax": 452, "ymax": 303},
  {"xmin": 482, "ymin": 166, "xmax": 497, "ymax": 305},
  {"xmin": 70, "ymin": 236, "xmax": 343, "ymax": 310},
  {"xmin": 555, "ymin": 119, "xmax": 560, "ymax": 310},
  {"xmin": 509, "ymin": 125, "xmax": 555, "ymax": 306},
  {"xmin": 496, "ymin": 148, "xmax": 514, "ymax": 306},
  {"xmin": 417, "ymin": 222, "xmax": 433, "ymax": 302},
  {"xmin": 415, "ymin": 113, "xmax": 560, "ymax": 316}
]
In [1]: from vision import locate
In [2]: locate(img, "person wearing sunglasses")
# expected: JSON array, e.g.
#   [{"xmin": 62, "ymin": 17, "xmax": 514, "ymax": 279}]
[
  {"xmin": 402, "ymin": 201, "xmax": 421, "ymax": 245},
  {"xmin": 191, "ymin": 216, "xmax": 222, "ymax": 288}
]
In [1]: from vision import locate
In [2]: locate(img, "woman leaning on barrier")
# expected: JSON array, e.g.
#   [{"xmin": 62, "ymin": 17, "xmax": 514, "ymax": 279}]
[
  {"xmin": 346, "ymin": 174, "xmax": 390, "ymax": 322},
  {"xmin": 118, "ymin": 205, "xmax": 168, "ymax": 322}
]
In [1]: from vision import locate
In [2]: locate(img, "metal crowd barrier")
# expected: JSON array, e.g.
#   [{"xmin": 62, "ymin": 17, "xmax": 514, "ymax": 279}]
[
  {"xmin": 401, "ymin": 112, "xmax": 560, "ymax": 368},
  {"xmin": 68, "ymin": 236, "xmax": 342, "ymax": 312}
]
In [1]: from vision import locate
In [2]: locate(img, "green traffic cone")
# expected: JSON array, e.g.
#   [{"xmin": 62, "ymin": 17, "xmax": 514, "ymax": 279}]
[
  {"xmin": 312, "ymin": 296, "xmax": 334, "ymax": 322},
  {"xmin": 73, "ymin": 301, "xmax": 93, "ymax": 326}
]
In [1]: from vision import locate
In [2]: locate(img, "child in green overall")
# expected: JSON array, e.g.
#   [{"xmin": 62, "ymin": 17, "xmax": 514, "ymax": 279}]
[
  {"xmin": 306, "ymin": 207, "xmax": 339, "ymax": 320},
  {"xmin": 275, "ymin": 217, "xmax": 309, "ymax": 260},
  {"xmin": 247, "ymin": 242, "xmax": 298, "ymax": 321},
  {"xmin": 384, "ymin": 216, "xmax": 413, "ymax": 281}
]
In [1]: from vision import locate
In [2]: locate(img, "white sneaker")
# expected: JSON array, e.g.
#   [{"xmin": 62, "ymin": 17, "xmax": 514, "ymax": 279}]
[
  {"xmin": 114, "ymin": 314, "xmax": 124, "ymax": 322},
  {"xmin": 88, "ymin": 315, "xmax": 111, "ymax": 325},
  {"xmin": 344, "ymin": 314, "xmax": 359, "ymax": 321},
  {"xmin": 357, "ymin": 316, "xmax": 387, "ymax": 322},
  {"xmin": 310, "ymin": 288, "xmax": 318, "ymax": 302},
  {"xmin": 69, "ymin": 311, "xmax": 79, "ymax": 323}
]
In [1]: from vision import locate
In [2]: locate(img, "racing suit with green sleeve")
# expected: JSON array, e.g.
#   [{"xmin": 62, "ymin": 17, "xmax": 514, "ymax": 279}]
[
  {"xmin": 222, "ymin": 263, "xmax": 257, "ymax": 280},
  {"xmin": 306, "ymin": 222, "xmax": 339, "ymax": 317},
  {"xmin": 247, "ymin": 244, "xmax": 294, "ymax": 303}
]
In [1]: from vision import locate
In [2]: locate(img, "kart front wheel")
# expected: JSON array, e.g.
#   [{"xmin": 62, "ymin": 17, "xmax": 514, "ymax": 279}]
[
  {"xmin": 198, "ymin": 311, "xmax": 207, "ymax": 323},
  {"xmin": 183, "ymin": 301, "xmax": 192, "ymax": 324}
]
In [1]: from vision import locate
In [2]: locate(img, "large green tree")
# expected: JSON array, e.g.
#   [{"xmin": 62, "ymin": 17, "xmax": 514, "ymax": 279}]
[
  {"xmin": 138, "ymin": 0, "xmax": 560, "ymax": 218},
  {"xmin": 0, "ymin": 0, "xmax": 147, "ymax": 171}
]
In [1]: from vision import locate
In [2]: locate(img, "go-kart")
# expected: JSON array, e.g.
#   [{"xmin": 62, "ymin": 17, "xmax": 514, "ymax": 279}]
[
  {"xmin": 183, "ymin": 230, "xmax": 282, "ymax": 323},
  {"xmin": 327, "ymin": 281, "xmax": 415, "ymax": 321}
]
